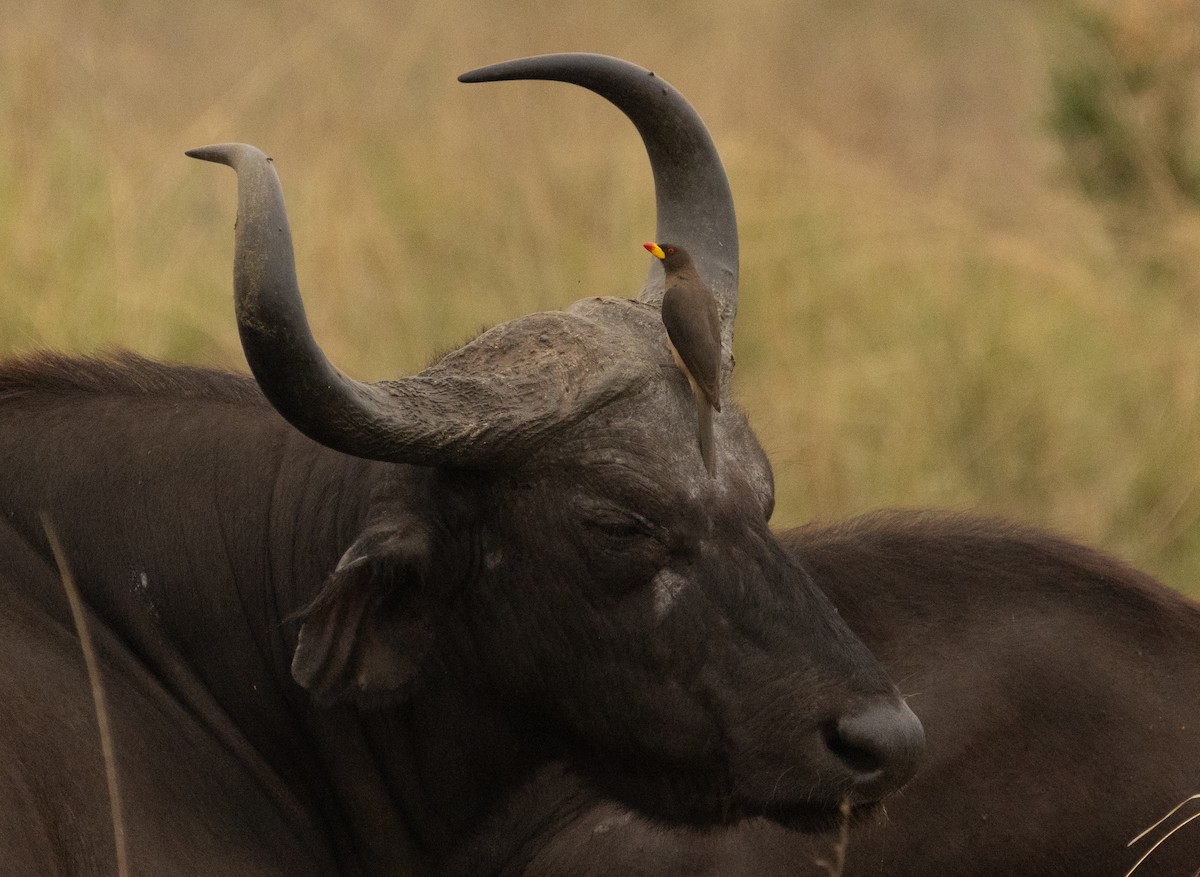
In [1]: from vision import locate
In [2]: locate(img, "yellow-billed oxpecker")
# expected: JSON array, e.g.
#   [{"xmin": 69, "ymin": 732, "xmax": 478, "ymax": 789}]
[{"xmin": 645, "ymin": 241, "xmax": 722, "ymax": 477}]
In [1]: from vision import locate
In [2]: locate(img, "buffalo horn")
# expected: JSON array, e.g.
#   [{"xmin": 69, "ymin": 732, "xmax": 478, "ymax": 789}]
[
  {"xmin": 188, "ymin": 143, "xmax": 641, "ymax": 467},
  {"xmin": 459, "ymin": 53, "xmax": 740, "ymax": 361}
]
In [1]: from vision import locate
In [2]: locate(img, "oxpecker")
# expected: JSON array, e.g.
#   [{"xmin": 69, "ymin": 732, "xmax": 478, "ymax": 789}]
[{"xmin": 645, "ymin": 241, "xmax": 722, "ymax": 476}]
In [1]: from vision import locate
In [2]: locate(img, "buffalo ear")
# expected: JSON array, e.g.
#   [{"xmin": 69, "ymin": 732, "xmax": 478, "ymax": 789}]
[{"xmin": 291, "ymin": 519, "xmax": 435, "ymax": 706}]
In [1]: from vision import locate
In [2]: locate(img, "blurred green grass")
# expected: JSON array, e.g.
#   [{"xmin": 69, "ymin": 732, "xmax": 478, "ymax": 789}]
[{"xmin": 3, "ymin": 0, "xmax": 1200, "ymax": 592}]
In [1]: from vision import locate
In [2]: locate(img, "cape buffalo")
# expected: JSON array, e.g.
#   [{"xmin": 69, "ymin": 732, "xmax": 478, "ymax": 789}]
[
  {"xmin": 0, "ymin": 54, "xmax": 922, "ymax": 875},
  {"xmin": 512, "ymin": 513, "xmax": 1200, "ymax": 876}
]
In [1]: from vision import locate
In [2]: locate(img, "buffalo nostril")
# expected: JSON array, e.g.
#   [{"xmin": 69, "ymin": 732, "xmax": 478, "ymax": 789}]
[{"xmin": 828, "ymin": 700, "xmax": 925, "ymax": 801}]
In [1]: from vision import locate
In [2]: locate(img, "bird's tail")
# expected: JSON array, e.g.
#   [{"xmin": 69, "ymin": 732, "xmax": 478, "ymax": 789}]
[{"xmin": 697, "ymin": 399, "xmax": 716, "ymax": 478}]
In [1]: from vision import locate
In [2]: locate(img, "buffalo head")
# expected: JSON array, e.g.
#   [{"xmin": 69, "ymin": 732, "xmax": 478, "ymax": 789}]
[{"xmin": 188, "ymin": 53, "xmax": 923, "ymax": 828}]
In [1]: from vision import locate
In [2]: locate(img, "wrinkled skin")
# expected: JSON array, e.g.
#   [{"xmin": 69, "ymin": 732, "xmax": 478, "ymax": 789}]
[
  {"xmin": 510, "ymin": 514, "xmax": 1200, "ymax": 877},
  {"xmin": 0, "ymin": 353, "xmax": 903, "ymax": 875},
  {"xmin": 7, "ymin": 464, "xmax": 1198, "ymax": 874}
]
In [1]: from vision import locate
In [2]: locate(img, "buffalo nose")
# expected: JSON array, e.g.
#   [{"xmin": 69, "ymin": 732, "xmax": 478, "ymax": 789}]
[{"xmin": 828, "ymin": 700, "xmax": 925, "ymax": 800}]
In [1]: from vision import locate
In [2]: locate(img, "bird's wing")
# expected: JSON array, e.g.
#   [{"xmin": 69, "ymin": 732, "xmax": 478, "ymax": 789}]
[{"xmin": 662, "ymin": 285, "xmax": 722, "ymax": 410}]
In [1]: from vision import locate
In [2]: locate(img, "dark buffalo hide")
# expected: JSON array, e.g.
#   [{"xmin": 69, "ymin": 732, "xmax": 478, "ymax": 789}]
[
  {"xmin": 7, "ymin": 485, "xmax": 1198, "ymax": 875},
  {"xmin": 515, "ymin": 513, "xmax": 1200, "ymax": 877}
]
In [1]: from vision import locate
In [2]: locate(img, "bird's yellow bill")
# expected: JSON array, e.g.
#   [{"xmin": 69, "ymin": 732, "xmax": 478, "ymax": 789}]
[{"xmin": 643, "ymin": 242, "xmax": 666, "ymax": 260}]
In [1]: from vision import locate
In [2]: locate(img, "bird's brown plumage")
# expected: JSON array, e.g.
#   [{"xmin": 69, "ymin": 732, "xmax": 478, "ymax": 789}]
[{"xmin": 646, "ymin": 242, "xmax": 722, "ymax": 476}]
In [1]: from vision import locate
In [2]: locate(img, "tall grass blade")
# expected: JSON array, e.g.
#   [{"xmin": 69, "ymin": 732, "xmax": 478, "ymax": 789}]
[{"xmin": 40, "ymin": 514, "xmax": 129, "ymax": 877}]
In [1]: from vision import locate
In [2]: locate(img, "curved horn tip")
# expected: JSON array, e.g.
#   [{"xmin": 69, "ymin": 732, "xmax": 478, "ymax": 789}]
[
  {"xmin": 185, "ymin": 143, "xmax": 270, "ymax": 169},
  {"xmin": 458, "ymin": 56, "xmax": 544, "ymax": 83},
  {"xmin": 457, "ymin": 53, "xmax": 634, "ymax": 84}
]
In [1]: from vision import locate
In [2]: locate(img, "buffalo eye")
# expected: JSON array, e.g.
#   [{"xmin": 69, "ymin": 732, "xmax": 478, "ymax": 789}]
[
  {"xmin": 582, "ymin": 505, "xmax": 655, "ymax": 544},
  {"xmin": 575, "ymin": 501, "xmax": 669, "ymax": 585}
]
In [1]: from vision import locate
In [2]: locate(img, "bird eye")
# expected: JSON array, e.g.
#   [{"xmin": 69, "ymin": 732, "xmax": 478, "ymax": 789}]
[{"xmin": 666, "ymin": 247, "xmax": 675, "ymax": 255}]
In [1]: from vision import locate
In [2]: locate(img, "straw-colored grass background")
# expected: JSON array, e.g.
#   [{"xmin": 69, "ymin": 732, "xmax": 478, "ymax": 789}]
[{"xmin": 4, "ymin": 0, "xmax": 1200, "ymax": 593}]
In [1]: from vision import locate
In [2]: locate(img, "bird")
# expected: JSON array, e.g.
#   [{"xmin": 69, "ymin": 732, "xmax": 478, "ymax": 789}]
[{"xmin": 644, "ymin": 241, "xmax": 722, "ymax": 477}]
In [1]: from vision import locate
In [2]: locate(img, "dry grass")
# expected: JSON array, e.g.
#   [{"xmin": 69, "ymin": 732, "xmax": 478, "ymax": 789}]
[
  {"xmin": 813, "ymin": 798, "xmax": 852, "ymax": 876},
  {"xmin": 3, "ymin": 0, "xmax": 1200, "ymax": 592},
  {"xmin": 1126, "ymin": 793, "xmax": 1200, "ymax": 876},
  {"xmin": 41, "ymin": 515, "xmax": 128, "ymax": 877}
]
